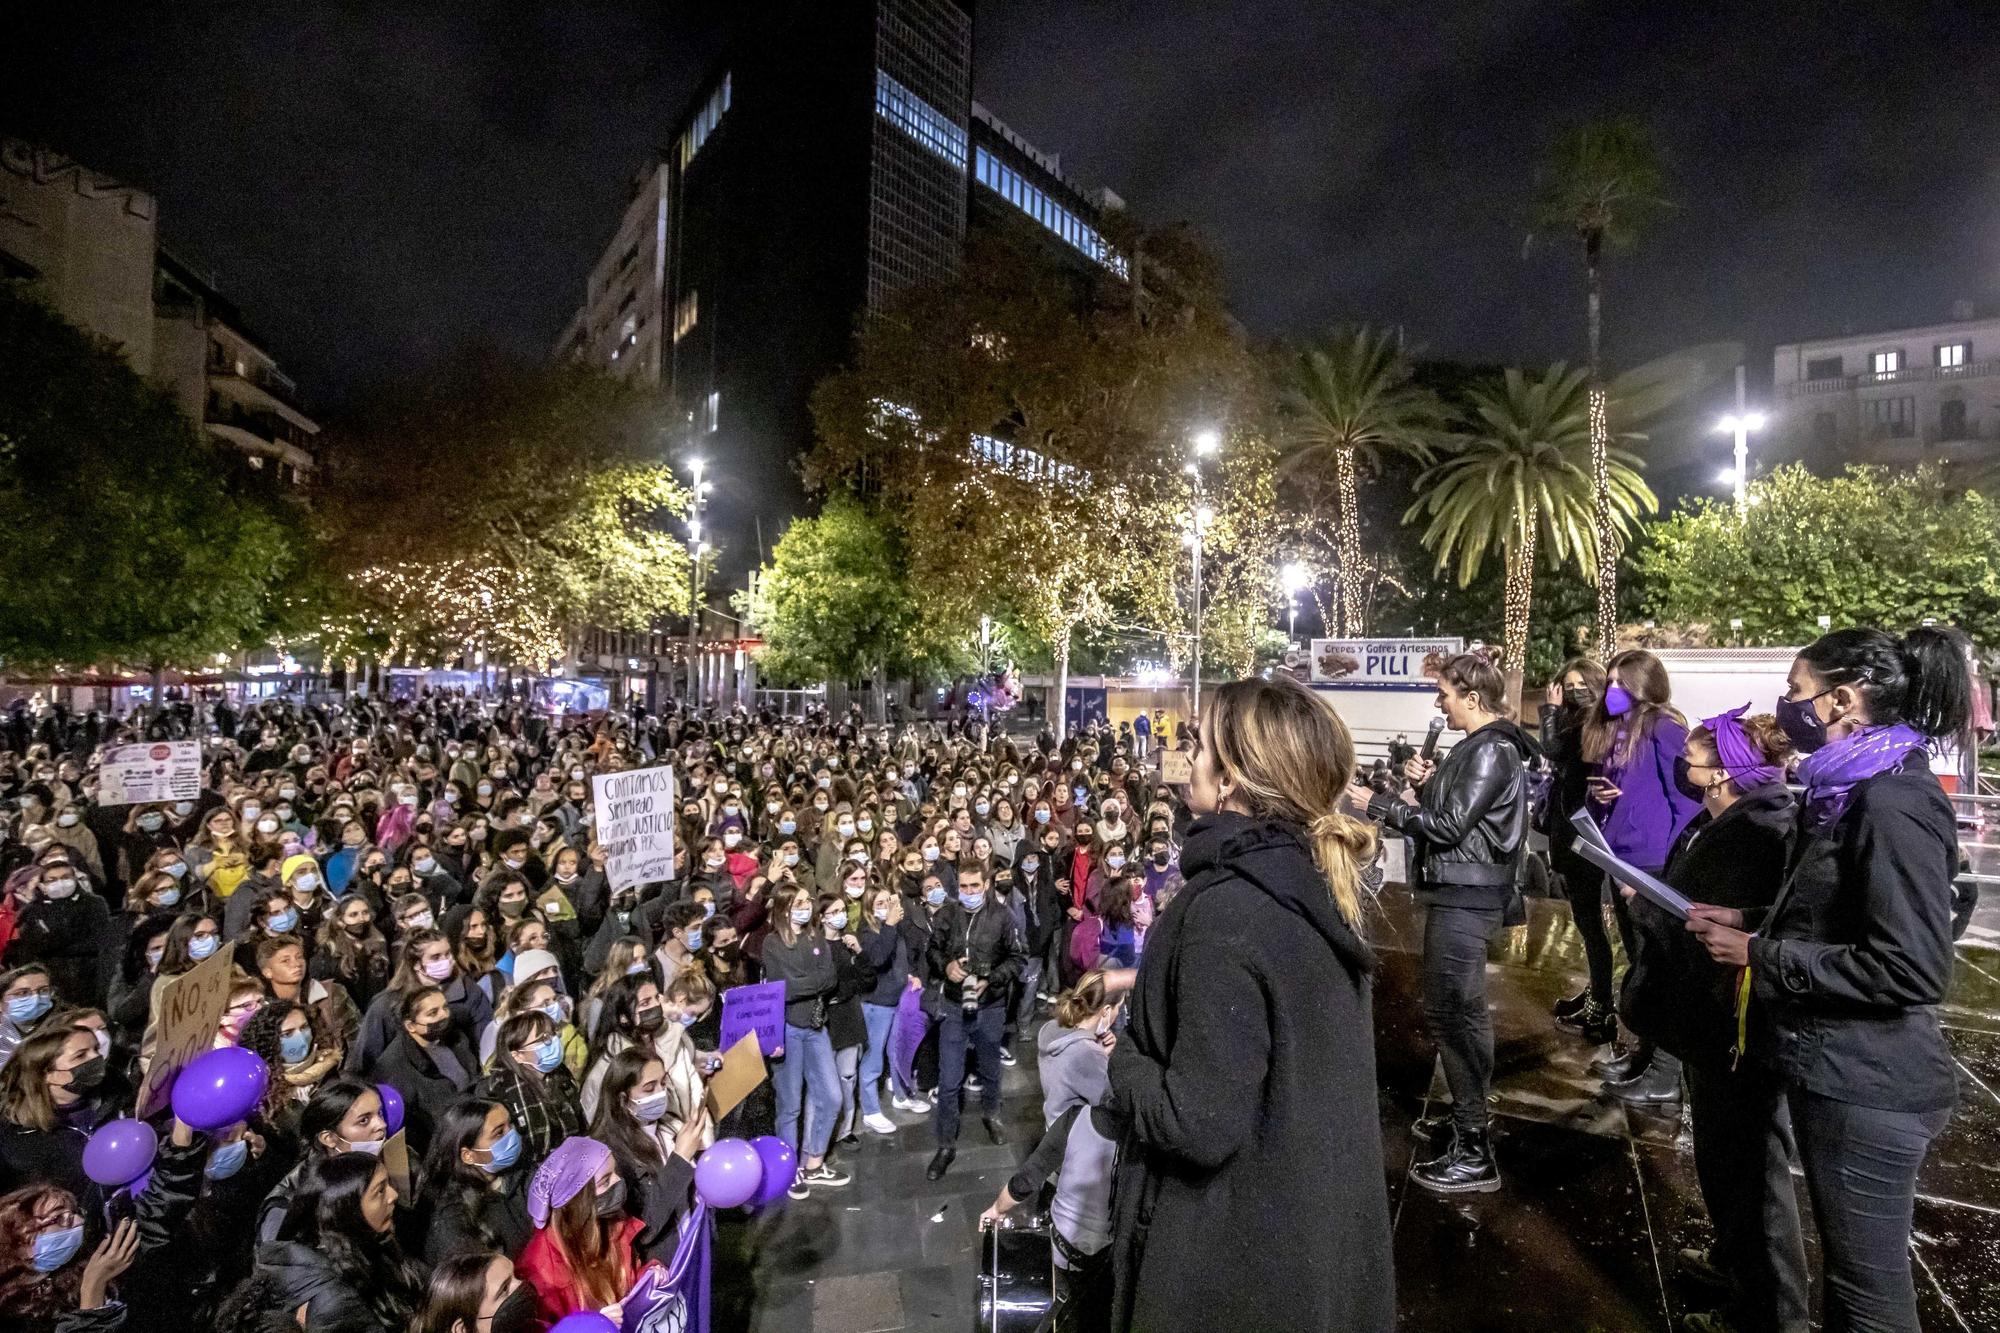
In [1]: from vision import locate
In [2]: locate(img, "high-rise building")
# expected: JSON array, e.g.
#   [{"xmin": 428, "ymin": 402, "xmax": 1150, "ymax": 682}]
[
  {"xmin": 556, "ymin": 0, "xmax": 1124, "ymax": 575},
  {"xmin": 1, "ymin": 137, "xmax": 318, "ymax": 485}
]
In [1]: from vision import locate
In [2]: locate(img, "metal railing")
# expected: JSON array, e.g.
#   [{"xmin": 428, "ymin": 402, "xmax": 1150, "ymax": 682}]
[{"xmin": 1783, "ymin": 358, "xmax": 2000, "ymax": 397}]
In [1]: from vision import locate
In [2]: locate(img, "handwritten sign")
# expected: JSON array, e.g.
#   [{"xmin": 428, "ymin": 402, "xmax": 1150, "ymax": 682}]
[
  {"xmin": 1308, "ymin": 637, "xmax": 1463, "ymax": 691},
  {"xmin": 1159, "ymin": 750, "xmax": 1192, "ymax": 785},
  {"xmin": 98, "ymin": 740, "xmax": 201, "ymax": 806},
  {"xmin": 702, "ymin": 1032, "xmax": 768, "ymax": 1124},
  {"xmin": 134, "ymin": 946, "xmax": 235, "ymax": 1118},
  {"xmin": 718, "ymin": 981, "xmax": 785, "ymax": 1057},
  {"xmin": 593, "ymin": 766, "xmax": 678, "ymax": 891}
]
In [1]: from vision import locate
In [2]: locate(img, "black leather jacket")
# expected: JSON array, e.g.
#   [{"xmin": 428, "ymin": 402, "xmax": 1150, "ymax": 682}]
[
  {"xmin": 1370, "ymin": 721, "xmax": 1533, "ymax": 905},
  {"xmin": 925, "ymin": 899, "xmax": 1026, "ymax": 1008}
]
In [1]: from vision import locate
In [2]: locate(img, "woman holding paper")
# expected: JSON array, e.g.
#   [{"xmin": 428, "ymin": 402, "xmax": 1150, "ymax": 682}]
[
  {"xmin": 1619, "ymin": 708, "xmax": 1805, "ymax": 1333},
  {"xmin": 1687, "ymin": 627, "xmax": 1967, "ymax": 1333}
]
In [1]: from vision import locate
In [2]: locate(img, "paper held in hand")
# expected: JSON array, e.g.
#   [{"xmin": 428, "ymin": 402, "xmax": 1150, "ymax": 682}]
[
  {"xmin": 703, "ymin": 1032, "xmax": 768, "ymax": 1123},
  {"xmin": 1569, "ymin": 810, "xmax": 1694, "ymax": 920}
]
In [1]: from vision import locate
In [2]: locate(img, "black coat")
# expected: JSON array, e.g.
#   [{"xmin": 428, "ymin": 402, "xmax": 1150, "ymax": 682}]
[
  {"xmin": 1370, "ymin": 721, "xmax": 1533, "ymax": 906},
  {"xmin": 1107, "ymin": 813, "xmax": 1394, "ymax": 1332},
  {"xmin": 1620, "ymin": 783, "xmax": 1795, "ymax": 1064},
  {"xmin": 368, "ymin": 1029, "xmax": 479, "ymax": 1153},
  {"xmin": 1747, "ymin": 751, "xmax": 1961, "ymax": 1113},
  {"xmin": 423, "ymin": 1168, "xmax": 535, "ymax": 1263},
  {"xmin": 4, "ymin": 891, "xmax": 114, "ymax": 1006}
]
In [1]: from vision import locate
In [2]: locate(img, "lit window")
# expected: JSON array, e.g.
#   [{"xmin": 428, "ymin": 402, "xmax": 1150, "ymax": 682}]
[
  {"xmin": 1871, "ymin": 349, "xmax": 1902, "ymax": 376},
  {"xmin": 704, "ymin": 391, "xmax": 720, "ymax": 433},
  {"xmin": 972, "ymin": 148, "xmax": 1126, "ymax": 276},
  {"xmin": 677, "ymin": 73, "xmax": 732, "ymax": 168},
  {"xmin": 874, "ymin": 70, "xmax": 967, "ymax": 170},
  {"xmin": 674, "ymin": 291, "xmax": 699, "ymax": 342},
  {"xmin": 1938, "ymin": 342, "xmax": 1968, "ymax": 370}
]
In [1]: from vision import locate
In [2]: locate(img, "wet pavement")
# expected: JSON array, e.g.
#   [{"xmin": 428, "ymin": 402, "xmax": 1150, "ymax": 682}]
[{"xmin": 714, "ymin": 886, "xmax": 2000, "ymax": 1331}]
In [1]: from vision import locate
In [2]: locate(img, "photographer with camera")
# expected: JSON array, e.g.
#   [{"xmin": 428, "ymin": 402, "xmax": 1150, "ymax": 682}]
[{"xmin": 925, "ymin": 860, "xmax": 1026, "ymax": 1180}]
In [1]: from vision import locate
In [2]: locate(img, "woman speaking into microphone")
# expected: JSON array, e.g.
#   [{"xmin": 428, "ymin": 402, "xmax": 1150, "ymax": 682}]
[{"xmin": 1362, "ymin": 652, "xmax": 1537, "ymax": 1195}]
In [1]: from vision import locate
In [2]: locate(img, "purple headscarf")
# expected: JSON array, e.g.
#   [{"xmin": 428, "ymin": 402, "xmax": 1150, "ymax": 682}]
[
  {"xmin": 1702, "ymin": 704, "xmax": 1785, "ymax": 790},
  {"xmin": 527, "ymin": 1134, "xmax": 611, "ymax": 1226}
]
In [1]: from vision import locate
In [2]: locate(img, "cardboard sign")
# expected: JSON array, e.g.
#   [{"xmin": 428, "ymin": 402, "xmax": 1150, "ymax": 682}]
[
  {"xmin": 1159, "ymin": 750, "xmax": 1193, "ymax": 785},
  {"xmin": 98, "ymin": 740, "xmax": 201, "ymax": 805},
  {"xmin": 134, "ymin": 946, "xmax": 235, "ymax": 1118},
  {"xmin": 380, "ymin": 1129, "xmax": 413, "ymax": 1197},
  {"xmin": 702, "ymin": 1032, "xmax": 768, "ymax": 1123},
  {"xmin": 593, "ymin": 766, "xmax": 678, "ymax": 891},
  {"xmin": 1308, "ymin": 637, "xmax": 1463, "ymax": 690},
  {"xmin": 718, "ymin": 981, "xmax": 785, "ymax": 1057}
]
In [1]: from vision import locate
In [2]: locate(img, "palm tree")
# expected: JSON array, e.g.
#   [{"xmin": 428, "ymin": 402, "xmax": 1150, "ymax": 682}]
[
  {"xmin": 1282, "ymin": 328, "xmax": 1443, "ymax": 635},
  {"xmin": 1406, "ymin": 365, "xmax": 1654, "ymax": 697},
  {"xmin": 1532, "ymin": 116, "xmax": 1671, "ymax": 656}
]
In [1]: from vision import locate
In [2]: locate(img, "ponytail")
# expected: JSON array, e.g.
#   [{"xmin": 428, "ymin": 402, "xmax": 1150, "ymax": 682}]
[
  {"xmin": 1900, "ymin": 626, "xmax": 1972, "ymax": 740},
  {"xmin": 1801, "ymin": 625, "xmax": 1972, "ymax": 740},
  {"xmin": 1308, "ymin": 809, "xmax": 1377, "ymax": 932},
  {"xmin": 1055, "ymin": 971, "xmax": 1109, "ymax": 1029}
]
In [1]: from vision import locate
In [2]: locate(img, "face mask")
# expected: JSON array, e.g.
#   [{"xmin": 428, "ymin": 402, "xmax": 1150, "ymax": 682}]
[
  {"xmin": 419, "ymin": 1015, "xmax": 452, "ymax": 1042},
  {"xmin": 922, "ymin": 846, "xmax": 939, "ymax": 863},
  {"xmin": 703, "ymin": 855, "xmax": 726, "ymax": 872},
  {"xmin": 280, "ymin": 785, "xmax": 298, "ymax": 799},
  {"xmin": 423, "ymin": 956, "xmax": 455, "ymax": 981},
  {"xmin": 1020, "ymin": 858, "xmax": 1039, "ymax": 876},
  {"xmin": 257, "ymin": 818, "xmax": 280, "ymax": 834},
  {"xmin": 500, "ymin": 895, "xmax": 528, "ymax": 917},
  {"xmin": 722, "ymin": 831, "xmax": 742, "ymax": 848},
  {"xmin": 477, "ymin": 783, "xmax": 494, "ymax": 796},
  {"xmin": 857, "ymin": 817, "xmax": 873, "ymax": 833},
  {"xmin": 267, "ymin": 908, "xmax": 300, "ymax": 934},
  {"xmin": 138, "ymin": 813, "xmax": 165, "ymax": 832},
  {"xmin": 31, "ymin": 1222, "xmax": 85, "ymax": 1273},
  {"xmin": 1672, "ymin": 757, "xmax": 1718, "ymax": 803},
  {"xmin": 700, "ymin": 901, "xmax": 716, "ymax": 920},
  {"xmin": 189, "ymin": 934, "xmax": 220, "ymax": 961},
  {"xmin": 813, "ymin": 800, "xmax": 830, "ymax": 814},
  {"xmin": 684, "ymin": 928, "xmax": 704, "ymax": 952},
  {"xmin": 7, "ymin": 991, "xmax": 53, "ymax": 1025},
  {"xmin": 206, "ymin": 1136, "xmax": 251, "ymax": 1181},
  {"xmin": 175, "ymin": 800, "xmax": 195, "ymax": 816},
  {"xmin": 474, "ymin": 1125, "xmax": 523, "ymax": 1175},
  {"xmin": 145, "ymin": 946, "xmax": 165, "ymax": 969},
  {"xmin": 873, "ymin": 902, "xmax": 891, "ymax": 921},
  {"xmin": 960, "ymin": 891, "xmax": 986, "ymax": 912},
  {"xmin": 294, "ymin": 871, "xmax": 321, "ymax": 892},
  {"xmin": 1071, "ymin": 760, "xmax": 1084, "ymax": 772},
  {"xmin": 344, "ymin": 1134, "xmax": 385, "ymax": 1156},
  {"xmin": 1106, "ymin": 856, "xmax": 1125, "ymax": 873},
  {"xmin": 42, "ymin": 878, "xmax": 77, "ymax": 900},
  {"xmin": 1562, "ymin": 686, "xmax": 1593, "ymax": 709},
  {"xmin": 782, "ymin": 851, "xmax": 799, "ymax": 867},
  {"xmin": 844, "ymin": 881, "xmax": 864, "ymax": 899},
  {"xmin": 413, "ymin": 856, "xmax": 436, "ymax": 875},
  {"xmin": 925, "ymin": 886, "xmax": 947, "ymax": 907},
  {"xmin": 533, "ymin": 1034, "xmax": 564, "ymax": 1072},
  {"xmin": 1603, "ymin": 684, "xmax": 1634, "ymax": 717},
  {"xmin": 824, "ymin": 911, "xmax": 847, "ymax": 931},
  {"xmin": 634, "ymin": 1002, "xmax": 666, "ymax": 1033},
  {"xmin": 631, "ymin": 1088, "xmax": 671, "ymax": 1124},
  {"xmin": 63, "ymin": 1056, "xmax": 107, "ymax": 1093},
  {"xmin": 57, "ymin": 811, "xmax": 79, "ymax": 828},
  {"xmin": 1776, "ymin": 690, "xmax": 1832, "ymax": 754},
  {"xmin": 835, "ymin": 821, "xmax": 854, "ymax": 839},
  {"xmin": 790, "ymin": 906, "xmax": 813, "ymax": 926},
  {"xmin": 1033, "ymin": 809, "xmax": 1050, "ymax": 824},
  {"xmin": 243, "ymin": 805, "xmax": 262, "ymax": 820},
  {"xmin": 723, "ymin": 804, "xmax": 741, "ymax": 817},
  {"xmin": 974, "ymin": 802, "xmax": 990, "ymax": 816},
  {"xmin": 1152, "ymin": 852, "xmax": 1171, "ymax": 868}
]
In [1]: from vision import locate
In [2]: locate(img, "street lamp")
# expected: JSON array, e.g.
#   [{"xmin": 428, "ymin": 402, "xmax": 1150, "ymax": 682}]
[
  {"xmin": 1715, "ymin": 366, "xmax": 1766, "ymax": 513},
  {"xmin": 686, "ymin": 459, "xmax": 708, "ymax": 703},
  {"xmin": 1281, "ymin": 560, "xmax": 1311, "ymax": 645}
]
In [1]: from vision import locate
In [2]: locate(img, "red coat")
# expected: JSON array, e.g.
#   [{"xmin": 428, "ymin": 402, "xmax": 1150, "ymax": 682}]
[{"xmin": 517, "ymin": 1215, "xmax": 644, "ymax": 1324}]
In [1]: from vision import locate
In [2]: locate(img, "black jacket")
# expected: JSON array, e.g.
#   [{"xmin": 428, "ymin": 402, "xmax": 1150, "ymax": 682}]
[
  {"xmin": 422, "ymin": 1168, "xmax": 535, "ymax": 1264},
  {"xmin": 1748, "ymin": 751, "xmax": 1961, "ymax": 1113},
  {"xmin": 5, "ymin": 891, "xmax": 114, "ymax": 1006},
  {"xmin": 612, "ymin": 1140, "xmax": 700, "ymax": 1264},
  {"xmin": 1538, "ymin": 702, "xmax": 1596, "ymax": 870},
  {"xmin": 1107, "ymin": 813, "xmax": 1393, "ymax": 1332},
  {"xmin": 1371, "ymin": 720, "xmax": 1533, "ymax": 905},
  {"xmin": 760, "ymin": 928, "xmax": 842, "ymax": 1028},
  {"xmin": 253, "ymin": 1241, "xmax": 387, "ymax": 1333},
  {"xmin": 1620, "ymin": 783, "xmax": 1795, "ymax": 1064},
  {"xmin": 368, "ymin": 1029, "xmax": 479, "ymax": 1153},
  {"xmin": 924, "ymin": 898, "xmax": 1026, "ymax": 1009}
]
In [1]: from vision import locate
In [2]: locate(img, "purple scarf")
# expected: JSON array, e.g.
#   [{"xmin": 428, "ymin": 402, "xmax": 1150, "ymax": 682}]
[
  {"xmin": 1704, "ymin": 704, "xmax": 1784, "ymax": 790},
  {"xmin": 1797, "ymin": 723, "xmax": 1927, "ymax": 834}
]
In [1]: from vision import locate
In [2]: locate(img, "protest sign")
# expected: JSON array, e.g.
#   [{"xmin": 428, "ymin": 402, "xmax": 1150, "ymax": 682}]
[
  {"xmin": 134, "ymin": 946, "xmax": 234, "ymax": 1118},
  {"xmin": 98, "ymin": 741, "xmax": 201, "ymax": 806},
  {"xmin": 703, "ymin": 1033, "xmax": 768, "ymax": 1123},
  {"xmin": 1159, "ymin": 750, "xmax": 1193, "ymax": 785},
  {"xmin": 381, "ymin": 1129, "xmax": 413, "ymax": 1197},
  {"xmin": 718, "ymin": 981, "xmax": 785, "ymax": 1057},
  {"xmin": 592, "ymin": 766, "xmax": 678, "ymax": 891}
]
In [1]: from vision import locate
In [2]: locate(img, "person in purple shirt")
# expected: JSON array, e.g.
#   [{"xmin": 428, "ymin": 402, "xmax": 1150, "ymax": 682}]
[{"xmin": 1580, "ymin": 649, "xmax": 1700, "ymax": 1102}]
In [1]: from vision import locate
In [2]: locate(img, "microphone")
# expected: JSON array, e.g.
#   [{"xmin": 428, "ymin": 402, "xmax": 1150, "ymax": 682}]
[{"xmin": 1419, "ymin": 715, "xmax": 1446, "ymax": 762}]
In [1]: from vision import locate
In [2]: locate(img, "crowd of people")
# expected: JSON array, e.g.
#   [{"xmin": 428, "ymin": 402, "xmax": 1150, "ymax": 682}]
[{"xmin": 0, "ymin": 623, "xmax": 1976, "ymax": 1333}]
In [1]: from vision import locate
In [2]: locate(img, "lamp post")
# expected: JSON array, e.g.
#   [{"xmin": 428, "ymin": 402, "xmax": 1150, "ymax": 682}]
[
  {"xmin": 685, "ymin": 459, "xmax": 710, "ymax": 704},
  {"xmin": 1716, "ymin": 365, "xmax": 1766, "ymax": 514},
  {"xmin": 1187, "ymin": 429, "xmax": 1220, "ymax": 727},
  {"xmin": 1281, "ymin": 560, "xmax": 1311, "ymax": 646}
]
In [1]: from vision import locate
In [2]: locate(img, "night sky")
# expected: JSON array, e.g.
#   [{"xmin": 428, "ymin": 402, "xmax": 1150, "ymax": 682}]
[{"xmin": 11, "ymin": 2, "xmax": 2000, "ymax": 424}]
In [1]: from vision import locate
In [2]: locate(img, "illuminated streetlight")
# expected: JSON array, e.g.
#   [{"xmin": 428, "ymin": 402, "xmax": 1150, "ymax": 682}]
[
  {"xmin": 1281, "ymin": 561, "xmax": 1311, "ymax": 643},
  {"xmin": 1192, "ymin": 428, "xmax": 1221, "ymax": 456},
  {"xmin": 1717, "ymin": 467, "xmax": 1740, "ymax": 487},
  {"xmin": 1715, "ymin": 367, "xmax": 1765, "ymax": 513}
]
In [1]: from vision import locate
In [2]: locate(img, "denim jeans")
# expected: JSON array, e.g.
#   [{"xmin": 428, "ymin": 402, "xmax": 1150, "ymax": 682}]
[
  {"xmin": 1007, "ymin": 956, "xmax": 1043, "ymax": 1041},
  {"xmin": 859, "ymin": 1000, "xmax": 907, "ymax": 1115},
  {"xmin": 935, "ymin": 1001, "xmax": 1005, "ymax": 1146},
  {"xmin": 1790, "ymin": 1087, "xmax": 1951, "ymax": 1333},
  {"xmin": 772, "ymin": 1022, "xmax": 841, "ymax": 1160},
  {"xmin": 1421, "ymin": 903, "xmax": 1505, "ymax": 1134}
]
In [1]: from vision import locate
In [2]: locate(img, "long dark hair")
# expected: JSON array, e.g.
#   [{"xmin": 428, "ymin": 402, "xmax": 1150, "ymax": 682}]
[
  {"xmin": 1799, "ymin": 626, "xmax": 1971, "ymax": 740},
  {"xmin": 411, "ymin": 1252, "xmax": 498, "ymax": 1333},
  {"xmin": 300, "ymin": 1076, "xmax": 380, "ymax": 1156},
  {"xmin": 420, "ymin": 1098, "xmax": 514, "ymax": 1250},
  {"xmin": 1583, "ymin": 649, "xmax": 1683, "ymax": 767},
  {"xmin": 588, "ymin": 1047, "xmax": 667, "ymax": 1177},
  {"xmin": 237, "ymin": 1001, "xmax": 310, "ymax": 1124},
  {"xmin": 277, "ymin": 1153, "xmax": 425, "ymax": 1331}
]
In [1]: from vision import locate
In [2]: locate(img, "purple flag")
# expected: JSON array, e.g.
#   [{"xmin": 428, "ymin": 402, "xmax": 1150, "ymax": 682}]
[
  {"xmin": 892, "ymin": 985, "xmax": 930, "ymax": 1092},
  {"xmin": 718, "ymin": 981, "xmax": 786, "ymax": 1057},
  {"xmin": 621, "ymin": 1202, "xmax": 711, "ymax": 1333}
]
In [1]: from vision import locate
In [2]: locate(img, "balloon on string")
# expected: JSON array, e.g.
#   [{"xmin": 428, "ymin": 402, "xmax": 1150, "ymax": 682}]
[
  {"xmin": 548, "ymin": 1314, "xmax": 617, "ymax": 1333},
  {"xmin": 693, "ymin": 1137, "xmax": 762, "ymax": 1208},
  {"xmin": 82, "ymin": 1118, "xmax": 157, "ymax": 1186},
  {"xmin": 749, "ymin": 1135, "xmax": 796, "ymax": 1207},
  {"xmin": 171, "ymin": 1046, "xmax": 269, "ymax": 1131},
  {"xmin": 375, "ymin": 1083, "xmax": 405, "ymax": 1136}
]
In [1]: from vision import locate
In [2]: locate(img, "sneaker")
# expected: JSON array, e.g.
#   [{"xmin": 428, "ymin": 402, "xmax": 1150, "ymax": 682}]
[
  {"xmin": 787, "ymin": 1170, "xmax": 810, "ymax": 1201},
  {"xmin": 1551, "ymin": 987, "xmax": 1591, "ymax": 1020},
  {"xmin": 999, "ymin": 1048, "xmax": 1018, "ymax": 1068},
  {"xmin": 863, "ymin": 1112, "xmax": 898, "ymax": 1135},
  {"xmin": 801, "ymin": 1163, "xmax": 851, "ymax": 1190},
  {"xmin": 836, "ymin": 1133, "xmax": 861, "ymax": 1149},
  {"xmin": 893, "ymin": 1093, "xmax": 932, "ymax": 1113},
  {"xmin": 967, "ymin": 1076, "xmax": 984, "ymax": 1094}
]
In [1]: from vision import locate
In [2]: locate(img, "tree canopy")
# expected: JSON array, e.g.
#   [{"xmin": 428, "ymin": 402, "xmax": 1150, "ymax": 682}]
[{"xmin": 0, "ymin": 280, "xmax": 293, "ymax": 672}]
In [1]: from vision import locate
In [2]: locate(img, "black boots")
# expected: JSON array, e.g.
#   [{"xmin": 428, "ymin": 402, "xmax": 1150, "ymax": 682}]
[
  {"xmin": 983, "ymin": 1116, "xmax": 1008, "ymax": 1146},
  {"xmin": 1557, "ymin": 1001, "xmax": 1619, "ymax": 1045},
  {"xmin": 1551, "ymin": 987, "xmax": 1591, "ymax": 1020},
  {"xmin": 1591, "ymin": 1041, "xmax": 1651, "ymax": 1083},
  {"xmin": 926, "ymin": 1147, "xmax": 955, "ymax": 1181},
  {"xmin": 1412, "ymin": 1126, "xmax": 1501, "ymax": 1195},
  {"xmin": 1610, "ymin": 1049, "xmax": 1683, "ymax": 1105}
]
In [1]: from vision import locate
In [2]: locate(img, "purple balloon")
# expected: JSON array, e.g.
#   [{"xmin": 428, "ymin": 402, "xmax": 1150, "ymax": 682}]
[
  {"xmin": 694, "ymin": 1136, "xmax": 763, "ymax": 1209},
  {"xmin": 375, "ymin": 1082, "xmax": 405, "ymax": 1136},
  {"xmin": 171, "ymin": 1046, "xmax": 270, "ymax": 1131},
  {"xmin": 82, "ymin": 1118, "xmax": 158, "ymax": 1186},
  {"xmin": 548, "ymin": 1315, "xmax": 617, "ymax": 1333},
  {"xmin": 749, "ymin": 1135, "xmax": 797, "ymax": 1207}
]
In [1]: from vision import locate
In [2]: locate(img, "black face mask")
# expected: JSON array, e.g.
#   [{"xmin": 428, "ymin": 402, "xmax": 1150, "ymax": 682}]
[
  {"xmin": 1671, "ymin": 757, "xmax": 1713, "ymax": 803},
  {"xmin": 419, "ymin": 1016, "xmax": 453, "ymax": 1043},
  {"xmin": 488, "ymin": 1280, "xmax": 542, "ymax": 1333},
  {"xmin": 1563, "ymin": 687, "xmax": 1594, "ymax": 709},
  {"xmin": 635, "ymin": 1006, "xmax": 665, "ymax": 1034},
  {"xmin": 593, "ymin": 1177, "xmax": 628, "ymax": 1218},
  {"xmin": 64, "ymin": 1056, "xmax": 108, "ymax": 1094}
]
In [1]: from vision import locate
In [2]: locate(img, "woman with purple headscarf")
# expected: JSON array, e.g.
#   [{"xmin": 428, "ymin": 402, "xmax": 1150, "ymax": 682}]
[{"xmin": 1687, "ymin": 627, "xmax": 1970, "ymax": 1333}]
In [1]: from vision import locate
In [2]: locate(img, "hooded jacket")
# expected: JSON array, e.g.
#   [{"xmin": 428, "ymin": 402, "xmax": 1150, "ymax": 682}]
[
  {"xmin": 253, "ymin": 1241, "xmax": 380, "ymax": 1332},
  {"xmin": 1036, "ymin": 1017, "xmax": 1110, "ymax": 1126},
  {"xmin": 1108, "ymin": 813, "xmax": 1393, "ymax": 1332}
]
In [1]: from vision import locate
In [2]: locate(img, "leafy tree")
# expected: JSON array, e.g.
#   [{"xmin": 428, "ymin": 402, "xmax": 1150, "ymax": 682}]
[
  {"xmin": 0, "ymin": 281, "xmax": 292, "ymax": 678},
  {"xmin": 316, "ymin": 359, "xmax": 691, "ymax": 670},
  {"xmin": 1406, "ymin": 365, "xmax": 1653, "ymax": 694},
  {"xmin": 1639, "ymin": 464, "xmax": 2000, "ymax": 648},
  {"xmin": 1281, "ymin": 328, "xmax": 1443, "ymax": 634},
  {"xmin": 1532, "ymin": 115, "xmax": 1672, "ymax": 654},
  {"xmin": 741, "ymin": 496, "xmax": 972, "ymax": 711}
]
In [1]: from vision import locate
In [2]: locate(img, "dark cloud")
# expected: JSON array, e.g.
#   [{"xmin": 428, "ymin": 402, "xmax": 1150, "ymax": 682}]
[{"xmin": 10, "ymin": 1, "xmax": 2000, "ymax": 423}]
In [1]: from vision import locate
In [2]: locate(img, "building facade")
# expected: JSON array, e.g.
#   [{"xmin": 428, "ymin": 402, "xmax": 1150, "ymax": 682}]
[
  {"xmin": 1772, "ymin": 307, "xmax": 2000, "ymax": 472},
  {"xmin": 2, "ymin": 137, "xmax": 318, "ymax": 485}
]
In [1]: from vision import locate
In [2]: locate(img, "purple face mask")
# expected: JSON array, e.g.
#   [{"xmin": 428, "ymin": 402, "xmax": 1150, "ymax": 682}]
[{"xmin": 1603, "ymin": 685, "xmax": 1634, "ymax": 717}]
